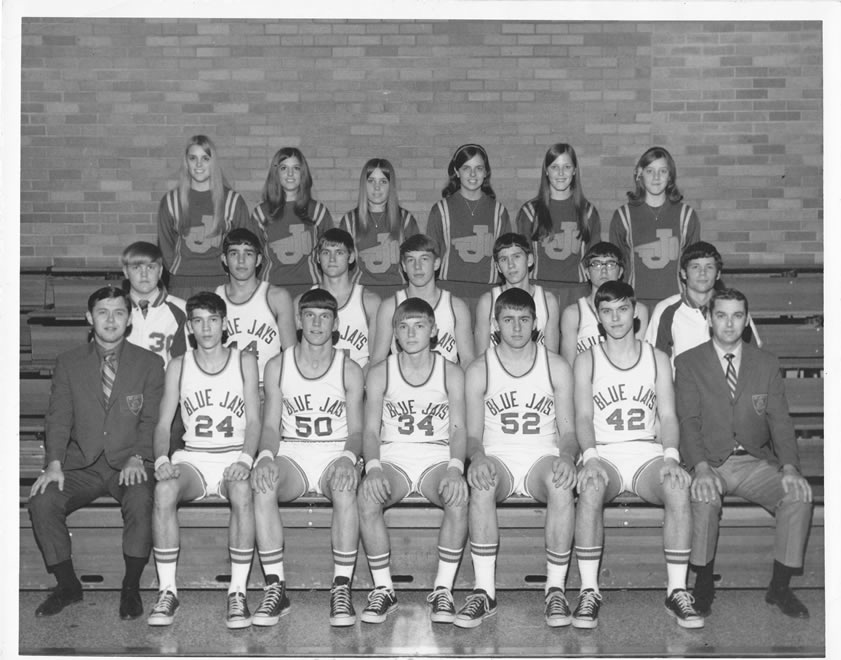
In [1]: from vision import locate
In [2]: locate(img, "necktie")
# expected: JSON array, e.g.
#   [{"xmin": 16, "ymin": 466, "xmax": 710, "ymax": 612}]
[
  {"xmin": 724, "ymin": 353, "xmax": 737, "ymax": 398},
  {"xmin": 102, "ymin": 351, "xmax": 116, "ymax": 401},
  {"xmin": 139, "ymin": 299, "xmax": 150, "ymax": 318}
]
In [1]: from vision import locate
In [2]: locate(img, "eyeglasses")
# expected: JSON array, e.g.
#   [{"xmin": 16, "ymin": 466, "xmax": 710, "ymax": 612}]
[{"xmin": 588, "ymin": 260, "xmax": 620, "ymax": 271}]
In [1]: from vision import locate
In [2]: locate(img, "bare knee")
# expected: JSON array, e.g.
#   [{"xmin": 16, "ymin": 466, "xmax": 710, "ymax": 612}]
[{"xmin": 226, "ymin": 479, "xmax": 253, "ymax": 511}]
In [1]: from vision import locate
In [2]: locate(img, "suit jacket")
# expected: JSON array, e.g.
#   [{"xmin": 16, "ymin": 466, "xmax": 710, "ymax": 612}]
[
  {"xmin": 44, "ymin": 340, "xmax": 165, "ymax": 471},
  {"xmin": 674, "ymin": 340, "xmax": 799, "ymax": 471}
]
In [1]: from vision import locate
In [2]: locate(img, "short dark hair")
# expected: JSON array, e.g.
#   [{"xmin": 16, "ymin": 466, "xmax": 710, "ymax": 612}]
[
  {"xmin": 493, "ymin": 232, "xmax": 532, "ymax": 262},
  {"xmin": 594, "ymin": 280, "xmax": 636, "ymax": 311},
  {"xmin": 493, "ymin": 287, "xmax": 536, "ymax": 321},
  {"xmin": 400, "ymin": 233, "xmax": 439, "ymax": 260},
  {"xmin": 298, "ymin": 287, "xmax": 338, "ymax": 316},
  {"xmin": 583, "ymin": 241, "xmax": 624, "ymax": 269},
  {"xmin": 315, "ymin": 228, "xmax": 357, "ymax": 273},
  {"xmin": 223, "ymin": 227, "xmax": 263, "ymax": 254},
  {"xmin": 709, "ymin": 287, "xmax": 749, "ymax": 315},
  {"xmin": 680, "ymin": 241, "xmax": 723, "ymax": 274},
  {"xmin": 121, "ymin": 241, "xmax": 162, "ymax": 265},
  {"xmin": 187, "ymin": 291, "xmax": 227, "ymax": 318},
  {"xmin": 87, "ymin": 286, "xmax": 130, "ymax": 314}
]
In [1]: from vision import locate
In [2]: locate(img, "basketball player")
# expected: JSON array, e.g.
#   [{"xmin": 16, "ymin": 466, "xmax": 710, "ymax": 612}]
[
  {"xmin": 454, "ymin": 288, "xmax": 577, "ymax": 629},
  {"xmin": 302, "ymin": 227, "xmax": 381, "ymax": 370},
  {"xmin": 148, "ymin": 292, "xmax": 261, "ymax": 629},
  {"xmin": 369, "ymin": 234, "xmax": 474, "ymax": 367},
  {"xmin": 250, "ymin": 289, "xmax": 365, "ymax": 627},
  {"xmin": 559, "ymin": 242, "xmax": 648, "ymax": 367},
  {"xmin": 122, "ymin": 241, "xmax": 188, "ymax": 369},
  {"xmin": 358, "ymin": 297, "xmax": 468, "ymax": 624},
  {"xmin": 215, "ymin": 228, "xmax": 296, "ymax": 383},
  {"xmin": 571, "ymin": 280, "xmax": 702, "ymax": 629},
  {"xmin": 646, "ymin": 241, "xmax": 760, "ymax": 368},
  {"xmin": 473, "ymin": 232, "xmax": 560, "ymax": 354}
]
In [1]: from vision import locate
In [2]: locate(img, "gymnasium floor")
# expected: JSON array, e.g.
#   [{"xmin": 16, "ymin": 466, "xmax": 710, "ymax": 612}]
[{"xmin": 18, "ymin": 587, "xmax": 824, "ymax": 657}]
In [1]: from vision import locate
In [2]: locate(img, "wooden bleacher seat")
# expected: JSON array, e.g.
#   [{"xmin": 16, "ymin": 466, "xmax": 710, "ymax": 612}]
[{"xmin": 722, "ymin": 268, "xmax": 823, "ymax": 318}]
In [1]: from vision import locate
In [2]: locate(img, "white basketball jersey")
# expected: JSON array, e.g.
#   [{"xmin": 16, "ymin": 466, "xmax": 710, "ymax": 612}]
[
  {"xmin": 216, "ymin": 281, "xmax": 281, "ymax": 381},
  {"xmin": 590, "ymin": 341, "xmax": 658, "ymax": 445},
  {"xmin": 279, "ymin": 346, "xmax": 349, "ymax": 442},
  {"xmin": 576, "ymin": 297, "xmax": 604, "ymax": 355},
  {"xmin": 180, "ymin": 349, "xmax": 247, "ymax": 453},
  {"xmin": 482, "ymin": 345, "xmax": 558, "ymax": 452},
  {"xmin": 380, "ymin": 353, "xmax": 449, "ymax": 445},
  {"xmin": 489, "ymin": 284, "xmax": 550, "ymax": 347},
  {"xmin": 327, "ymin": 283, "xmax": 370, "ymax": 368},
  {"xmin": 393, "ymin": 289, "xmax": 459, "ymax": 363}
]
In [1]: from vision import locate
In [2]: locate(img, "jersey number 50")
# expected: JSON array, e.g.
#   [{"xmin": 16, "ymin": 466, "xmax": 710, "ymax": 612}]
[{"xmin": 296, "ymin": 416, "xmax": 333, "ymax": 438}]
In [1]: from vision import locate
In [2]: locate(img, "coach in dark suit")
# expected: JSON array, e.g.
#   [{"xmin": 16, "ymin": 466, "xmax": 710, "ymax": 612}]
[
  {"xmin": 28, "ymin": 286, "xmax": 165, "ymax": 619},
  {"xmin": 674, "ymin": 287, "xmax": 812, "ymax": 619}
]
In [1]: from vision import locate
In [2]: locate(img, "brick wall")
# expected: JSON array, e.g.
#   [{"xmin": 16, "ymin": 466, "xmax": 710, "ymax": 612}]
[{"xmin": 20, "ymin": 19, "xmax": 823, "ymax": 267}]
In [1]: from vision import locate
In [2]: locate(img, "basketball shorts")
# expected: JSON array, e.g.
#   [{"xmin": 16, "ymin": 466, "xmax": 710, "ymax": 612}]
[
  {"xmin": 589, "ymin": 440, "xmax": 664, "ymax": 498},
  {"xmin": 483, "ymin": 442, "xmax": 558, "ymax": 499},
  {"xmin": 276, "ymin": 440, "xmax": 346, "ymax": 496},
  {"xmin": 380, "ymin": 441, "xmax": 450, "ymax": 496},
  {"xmin": 171, "ymin": 448, "xmax": 242, "ymax": 500}
]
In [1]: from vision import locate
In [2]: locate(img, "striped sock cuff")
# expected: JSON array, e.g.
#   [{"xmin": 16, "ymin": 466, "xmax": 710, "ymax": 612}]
[
  {"xmin": 664, "ymin": 548, "xmax": 691, "ymax": 566},
  {"xmin": 229, "ymin": 547, "xmax": 254, "ymax": 565},
  {"xmin": 575, "ymin": 545, "xmax": 603, "ymax": 562},
  {"xmin": 333, "ymin": 548, "xmax": 358, "ymax": 568},
  {"xmin": 153, "ymin": 547, "xmax": 179, "ymax": 564},
  {"xmin": 546, "ymin": 549, "xmax": 571, "ymax": 566},
  {"xmin": 259, "ymin": 548, "xmax": 284, "ymax": 565},
  {"xmin": 438, "ymin": 545, "xmax": 464, "ymax": 564},
  {"xmin": 470, "ymin": 542, "xmax": 499, "ymax": 558},
  {"xmin": 367, "ymin": 552, "xmax": 391, "ymax": 571}
]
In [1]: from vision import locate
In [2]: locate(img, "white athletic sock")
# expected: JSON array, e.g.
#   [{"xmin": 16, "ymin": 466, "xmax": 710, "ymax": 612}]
[
  {"xmin": 259, "ymin": 547, "xmax": 284, "ymax": 583},
  {"xmin": 665, "ymin": 548, "xmax": 690, "ymax": 594},
  {"xmin": 367, "ymin": 551, "xmax": 393, "ymax": 591},
  {"xmin": 575, "ymin": 545, "xmax": 602, "ymax": 593},
  {"xmin": 333, "ymin": 547, "xmax": 357, "ymax": 582},
  {"xmin": 433, "ymin": 545, "xmax": 464, "ymax": 590},
  {"xmin": 545, "ymin": 549, "xmax": 571, "ymax": 593},
  {"xmin": 470, "ymin": 542, "xmax": 498, "ymax": 599},
  {"xmin": 153, "ymin": 546, "xmax": 179, "ymax": 595},
  {"xmin": 228, "ymin": 547, "xmax": 254, "ymax": 594}
]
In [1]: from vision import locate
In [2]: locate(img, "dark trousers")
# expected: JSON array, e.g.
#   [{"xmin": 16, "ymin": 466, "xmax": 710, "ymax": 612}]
[{"xmin": 28, "ymin": 453, "xmax": 154, "ymax": 568}]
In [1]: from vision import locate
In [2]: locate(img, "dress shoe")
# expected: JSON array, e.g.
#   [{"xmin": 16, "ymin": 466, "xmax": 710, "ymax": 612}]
[
  {"xmin": 692, "ymin": 588, "xmax": 714, "ymax": 617},
  {"xmin": 35, "ymin": 588, "xmax": 83, "ymax": 616},
  {"xmin": 765, "ymin": 587, "xmax": 810, "ymax": 618},
  {"xmin": 119, "ymin": 587, "xmax": 144, "ymax": 620}
]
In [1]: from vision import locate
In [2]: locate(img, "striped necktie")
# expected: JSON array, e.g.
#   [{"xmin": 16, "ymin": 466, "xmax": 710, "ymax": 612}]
[
  {"xmin": 102, "ymin": 351, "xmax": 116, "ymax": 402},
  {"xmin": 724, "ymin": 353, "xmax": 737, "ymax": 399}
]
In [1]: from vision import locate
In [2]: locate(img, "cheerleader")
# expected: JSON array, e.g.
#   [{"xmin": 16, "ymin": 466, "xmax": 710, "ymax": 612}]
[
  {"xmin": 251, "ymin": 147, "xmax": 332, "ymax": 297},
  {"xmin": 609, "ymin": 146, "xmax": 701, "ymax": 305},
  {"xmin": 426, "ymin": 143, "xmax": 511, "ymax": 308},
  {"xmin": 337, "ymin": 158, "xmax": 419, "ymax": 298},
  {"xmin": 157, "ymin": 135, "xmax": 251, "ymax": 298},
  {"xmin": 514, "ymin": 143, "xmax": 601, "ymax": 309}
]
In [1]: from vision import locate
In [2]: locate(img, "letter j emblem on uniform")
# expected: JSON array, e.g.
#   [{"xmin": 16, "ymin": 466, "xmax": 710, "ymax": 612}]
[
  {"xmin": 752, "ymin": 394, "xmax": 767, "ymax": 415},
  {"xmin": 126, "ymin": 394, "xmax": 144, "ymax": 415}
]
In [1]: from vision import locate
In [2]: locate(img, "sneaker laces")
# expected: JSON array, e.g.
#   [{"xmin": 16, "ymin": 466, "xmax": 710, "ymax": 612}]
[
  {"xmin": 576, "ymin": 590, "xmax": 602, "ymax": 617},
  {"xmin": 671, "ymin": 589, "xmax": 697, "ymax": 616},
  {"xmin": 365, "ymin": 586, "xmax": 393, "ymax": 612},
  {"xmin": 427, "ymin": 587, "xmax": 454, "ymax": 611},
  {"xmin": 460, "ymin": 591, "xmax": 489, "ymax": 617},
  {"xmin": 545, "ymin": 590, "xmax": 569, "ymax": 615},
  {"xmin": 152, "ymin": 591, "xmax": 176, "ymax": 614},
  {"xmin": 256, "ymin": 582, "xmax": 283, "ymax": 615},
  {"xmin": 228, "ymin": 592, "xmax": 247, "ymax": 617},
  {"xmin": 331, "ymin": 582, "xmax": 352, "ymax": 615}
]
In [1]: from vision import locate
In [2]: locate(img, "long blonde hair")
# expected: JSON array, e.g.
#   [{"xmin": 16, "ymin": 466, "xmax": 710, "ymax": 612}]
[
  {"xmin": 353, "ymin": 158, "xmax": 401, "ymax": 240},
  {"xmin": 176, "ymin": 135, "xmax": 229, "ymax": 237}
]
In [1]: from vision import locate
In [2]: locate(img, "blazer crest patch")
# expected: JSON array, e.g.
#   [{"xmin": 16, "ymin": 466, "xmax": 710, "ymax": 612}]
[
  {"xmin": 126, "ymin": 394, "xmax": 143, "ymax": 415},
  {"xmin": 752, "ymin": 394, "xmax": 768, "ymax": 415}
]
